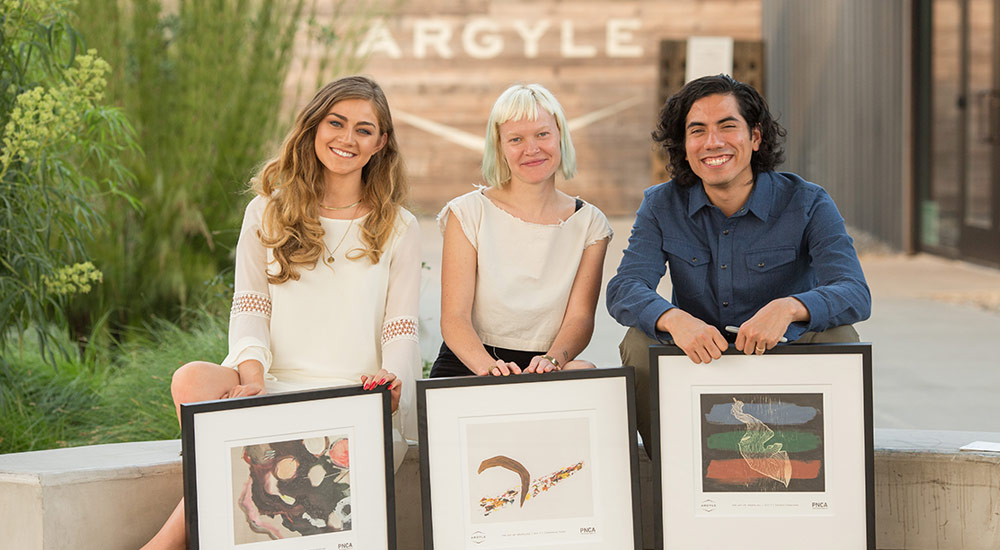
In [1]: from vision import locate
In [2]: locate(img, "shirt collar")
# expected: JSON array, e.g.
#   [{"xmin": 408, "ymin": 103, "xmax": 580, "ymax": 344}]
[
  {"xmin": 686, "ymin": 184, "xmax": 713, "ymax": 218},
  {"xmin": 744, "ymin": 172, "xmax": 773, "ymax": 221},
  {"xmin": 686, "ymin": 171, "xmax": 773, "ymax": 221}
]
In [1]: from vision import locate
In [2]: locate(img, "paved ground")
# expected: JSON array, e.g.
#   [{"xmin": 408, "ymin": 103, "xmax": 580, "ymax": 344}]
[{"xmin": 417, "ymin": 217, "xmax": 1000, "ymax": 433}]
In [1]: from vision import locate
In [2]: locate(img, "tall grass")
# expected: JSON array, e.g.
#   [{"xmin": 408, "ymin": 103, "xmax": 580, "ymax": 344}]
[
  {"xmin": 86, "ymin": 312, "xmax": 229, "ymax": 444},
  {"xmin": 0, "ymin": 310, "xmax": 229, "ymax": 454},
  {"xmin": 68, "ymin": 1, "xmax": 386, "ymax": 341},
  {"xmin": 69, "ymin": 0, "xmax": 305, "ymax": 339}
]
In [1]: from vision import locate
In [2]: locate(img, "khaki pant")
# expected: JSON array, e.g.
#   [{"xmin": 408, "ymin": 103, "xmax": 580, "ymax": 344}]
[{"xmin": 619, "ymin": 324, "xmax": 860, "ymax": 458}]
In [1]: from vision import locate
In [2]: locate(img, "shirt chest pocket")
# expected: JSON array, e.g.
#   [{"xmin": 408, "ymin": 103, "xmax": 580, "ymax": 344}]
[
  {"xmin": 745, "ymin": 246, "xmax": 797, "ymax": 272},
  {"xmin": 663, "ymin": 238, "xmax": 711, "ymax": 298}
]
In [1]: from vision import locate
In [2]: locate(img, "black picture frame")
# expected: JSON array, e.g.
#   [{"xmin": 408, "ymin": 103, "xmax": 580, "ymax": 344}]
[
  {"xmin": 181, "ymin": 384, "xmax": 396, "ymax": 549},
  {"xmin": 649, "ymin": 343, "xmax": 875, "ymax": 550},
  {"xmin": 416, "ymin": 367, "xmax": 642, "ymax": 549}
]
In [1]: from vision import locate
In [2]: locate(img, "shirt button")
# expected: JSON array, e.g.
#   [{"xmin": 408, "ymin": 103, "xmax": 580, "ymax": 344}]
[
  {"xmin": 722, "ymin": 301, "xmax": 729, "ymax": 307},
  {"xmin": 723, "ymin": 230, "xmax": 730, "ymax": 235},
  {"xmin": 758, "ymin": 262, "xmax": 765, "ymax": 268},
  {"xmin": 721, "ymin": 264, "xmax": 727, "ymax": 270},
  {"xmin": 692, "ymin": 257, "xmax": 697, "ymax": 263}
]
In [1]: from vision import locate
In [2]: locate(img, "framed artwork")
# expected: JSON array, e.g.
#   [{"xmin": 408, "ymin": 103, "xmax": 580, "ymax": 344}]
[
  {"xmin": 417, "ymin": 368, "xmax": 642, "ymax": 549},
  {"xmin": 650, "ymin": 344, "xmax": 874, "ymax": 550},
  {"xmin": 181, "ymin": 385, "xmax": 396, "ymax": 550}
]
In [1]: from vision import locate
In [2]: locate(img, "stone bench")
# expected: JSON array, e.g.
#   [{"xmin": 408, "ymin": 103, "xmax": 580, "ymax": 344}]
[{"xmin": 2, "ymin": 430, "xmax": 999, "ymax": 549}]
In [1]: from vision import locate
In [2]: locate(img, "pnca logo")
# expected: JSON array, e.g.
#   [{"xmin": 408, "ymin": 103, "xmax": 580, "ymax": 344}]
[
  {"xmin": 812, "ymin": 501, "xmax": 829, "ymax": 509},
  {"xmin": 580, "ymin": 526, "xmax": 597, "ymax": 534},
  {"xmin": 337, "ymin": 544, "xmax": 353, "ymax": 550}
]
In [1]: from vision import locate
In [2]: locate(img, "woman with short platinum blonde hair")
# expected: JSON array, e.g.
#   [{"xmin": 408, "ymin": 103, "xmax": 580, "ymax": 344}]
[{"xmin": 431, "ymin": 83, "xmax": 612, "ymax": 378}]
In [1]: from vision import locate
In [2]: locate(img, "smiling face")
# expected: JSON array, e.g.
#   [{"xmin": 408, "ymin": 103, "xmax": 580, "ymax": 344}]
[
  {"xmin": 498, "ymin": 108, "xmax": 562, "ymax": 186},
  {"xmin": 684, "ymin": 93, "xmax": 761, "ymax": 191},
  {"xmin": 313, "ymin": 98, "xmax": 387, "ymax": 182}
]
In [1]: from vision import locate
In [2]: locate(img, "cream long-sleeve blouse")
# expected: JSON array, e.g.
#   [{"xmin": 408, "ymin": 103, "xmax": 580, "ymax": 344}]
[
  {"xmin": 438, "ymin": 190, "xmax": 613, "ymax": 352},
  {"xmin": 221, "ymin": 195, "xmax": 421, "ymax": 441}
]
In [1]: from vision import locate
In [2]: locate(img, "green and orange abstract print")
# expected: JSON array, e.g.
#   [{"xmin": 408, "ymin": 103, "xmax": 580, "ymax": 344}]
[{"xmin": 699, "ymin": 393, "xmax": 825, "ymax": 493}]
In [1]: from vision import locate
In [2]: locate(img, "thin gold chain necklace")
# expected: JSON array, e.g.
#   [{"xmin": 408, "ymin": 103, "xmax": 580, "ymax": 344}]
[{"xmin": 320, "ymin": 198, "xmax": 361, "ymax": 211}]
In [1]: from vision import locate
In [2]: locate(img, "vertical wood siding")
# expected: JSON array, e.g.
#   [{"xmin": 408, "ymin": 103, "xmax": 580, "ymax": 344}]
[{"xmin": 763, "ymin": 1, "xmax": 909, "ymax": 249}]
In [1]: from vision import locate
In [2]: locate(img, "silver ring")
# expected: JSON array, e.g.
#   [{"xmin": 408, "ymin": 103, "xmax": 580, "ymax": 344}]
[{"xmin": 755, "ymin": 345, "xmax": 766, "ymax": 353}]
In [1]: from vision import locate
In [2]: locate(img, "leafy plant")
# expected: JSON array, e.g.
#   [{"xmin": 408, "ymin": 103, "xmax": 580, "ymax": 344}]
[{"xmin": 0, "ymin": 0, "xmax": 138, "ymax": 358}]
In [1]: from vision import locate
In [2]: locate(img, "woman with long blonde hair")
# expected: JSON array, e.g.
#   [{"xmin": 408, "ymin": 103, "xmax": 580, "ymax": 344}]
[{"xmin": 142, "ymin": 75, "xmax": 420, "ymax": 550}]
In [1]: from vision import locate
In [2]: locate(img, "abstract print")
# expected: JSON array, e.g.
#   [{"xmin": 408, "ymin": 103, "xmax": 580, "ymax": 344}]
[
  {"xmin": 465, "ymin": 415, "xmax": 595, "ymax": 524},
  {"xmin": 231, "ymin": 434, "xmax": 351, "ymax": 543},
  {"xmin": 477, "ymin": 457, "xmax": 585, "ymax": 516},
  {"xmin": 700, "ymin": 393, "xmax": 825, "ymax": 492}
]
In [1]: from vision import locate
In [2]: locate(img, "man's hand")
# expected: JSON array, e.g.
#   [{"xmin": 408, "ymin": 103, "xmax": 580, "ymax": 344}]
[
  {"xmin": 656, "ymin": 308, "xmax": 728, "ymax": 364},
  {"xmin": 735, "ymin": 297, "xmax": 809, "ymax": 355}
]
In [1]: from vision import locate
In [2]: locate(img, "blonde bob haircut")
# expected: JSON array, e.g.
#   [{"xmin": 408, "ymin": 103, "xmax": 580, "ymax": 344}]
[
  {"xmin": 253, "ymin": 76, "xmax": 407, "ymax": 284},
  {"xmin": 482, "ymin": 83, "xmax": 577, "ymax": 188}
]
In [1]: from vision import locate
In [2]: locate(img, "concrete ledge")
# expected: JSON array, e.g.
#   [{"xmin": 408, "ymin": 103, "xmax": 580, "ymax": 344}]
[
  {"xmin": 0, "ymin": 440, "xmax": 183, "ymax": 550},
  {"xmin": 874, "ymin": 429, "xmax": 1000, "ymax": 550},
  {"xmin": 3, "ymin": 430, "xmax": 1000, "ymax": 549}
]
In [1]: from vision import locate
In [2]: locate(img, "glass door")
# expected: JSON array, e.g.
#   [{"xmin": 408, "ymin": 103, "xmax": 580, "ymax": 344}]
[
  {"xmin": 922, "ymin": 0, "xmax": 1000, "ymax": 264},
  {"xmin": 959, "ymin": 0, "xmax": 1000, "ymax": 262}
]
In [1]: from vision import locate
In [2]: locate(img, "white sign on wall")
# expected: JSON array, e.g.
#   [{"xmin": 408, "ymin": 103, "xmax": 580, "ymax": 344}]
[
  {"xmin": 685, "ymin": 36, "xmax": 734, "ymax": 82},
  {"xmin": 357, "ymin": 18, "xmax": 644, "ymax": 59}
]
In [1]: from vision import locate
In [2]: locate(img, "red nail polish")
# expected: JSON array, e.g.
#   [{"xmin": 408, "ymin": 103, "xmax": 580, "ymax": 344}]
[{"xmin": 378, "ymin": 378, "xmax": 386, "ymax": 385}]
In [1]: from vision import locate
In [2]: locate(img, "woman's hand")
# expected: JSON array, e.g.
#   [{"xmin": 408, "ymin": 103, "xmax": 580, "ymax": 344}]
[
  {"xmin": 222, "ymin": 382, "xmax": 266, "ymax": 399},
  {"xmin": 524, "ymin": 355, "xmax": 560, "ymax": 374},
  {"xmin": 482, "ymin": 359, "xmax": 521, "ymax": 376},
  {"xmin": 361, "ymin": 370, "xmax": 401, "ymax": 413}
]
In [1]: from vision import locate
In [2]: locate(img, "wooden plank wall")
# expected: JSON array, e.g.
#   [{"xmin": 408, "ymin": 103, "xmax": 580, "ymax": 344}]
[{"xmin": 287, "ymin": 0, "xmax": 762, "ymax": 217}]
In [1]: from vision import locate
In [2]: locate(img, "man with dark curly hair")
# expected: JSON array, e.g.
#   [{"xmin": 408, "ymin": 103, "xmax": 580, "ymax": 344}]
[{"xmin": 606, "ymin": 75, "xmax": 871, "ymax": 456}]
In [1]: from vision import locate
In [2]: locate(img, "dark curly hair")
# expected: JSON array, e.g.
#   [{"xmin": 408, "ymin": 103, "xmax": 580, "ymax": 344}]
[{"xmin": 652, "ymin": 74, "xmax": 785, "ymax": 187}]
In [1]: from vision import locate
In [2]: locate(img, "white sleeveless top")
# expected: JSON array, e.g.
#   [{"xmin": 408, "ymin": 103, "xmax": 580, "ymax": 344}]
[{"xmin": 438, "ymin": 190, "xmax": 612, "ymax": 351}]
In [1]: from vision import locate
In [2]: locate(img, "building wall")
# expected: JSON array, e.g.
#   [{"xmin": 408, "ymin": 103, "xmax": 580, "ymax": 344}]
[
  {"xmin": 763, "ymin": 1, "xmax": 911, "ymax": 250},
  {"xmin": 291, "ymin": 0, "xmax": 762, "ymax": 217}
]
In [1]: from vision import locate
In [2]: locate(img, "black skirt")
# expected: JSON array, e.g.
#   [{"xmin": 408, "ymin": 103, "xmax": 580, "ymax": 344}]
[{"xmin": 429, "ymin": 342, "xmax": 544, "ymax": 378}]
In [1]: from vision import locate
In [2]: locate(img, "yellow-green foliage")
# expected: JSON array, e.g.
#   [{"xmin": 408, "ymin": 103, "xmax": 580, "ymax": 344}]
[
  {"xmin": 1, "ymin": 50, "xmax": 109, "ymax": 170},
  {"xmin": 0, "ymin": 0, "xmax": 138, "ymax": 353},
  {"xmin": 42, "ymin": 262, "xmax": 103, "ymax": 296}
]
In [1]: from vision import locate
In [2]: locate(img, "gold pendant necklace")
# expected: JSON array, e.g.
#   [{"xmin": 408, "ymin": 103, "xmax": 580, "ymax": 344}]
[{"xmin": 324, "ymin": 204, "xmax": 359, "ymax": 264}]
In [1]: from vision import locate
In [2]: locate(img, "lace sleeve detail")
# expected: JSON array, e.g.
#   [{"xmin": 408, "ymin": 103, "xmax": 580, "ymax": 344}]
[
  {"xmin": 231, "ymin": 291, "xmax": 272, "ymax": 319},
  {"xmin": 382, "ymin": 315, "xmax": 418, "ymax": 346}
]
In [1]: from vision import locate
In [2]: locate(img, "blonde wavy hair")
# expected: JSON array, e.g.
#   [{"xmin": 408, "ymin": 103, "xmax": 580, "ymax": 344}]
[{"xmin": 252, "ymin": 76, "xmax": 407, "ymax": 284}]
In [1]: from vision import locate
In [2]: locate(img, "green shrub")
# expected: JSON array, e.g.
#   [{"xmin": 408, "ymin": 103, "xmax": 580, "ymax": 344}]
[{"xmin": 0, "ymin": 0, "xmax": 138, "ymax": 355}]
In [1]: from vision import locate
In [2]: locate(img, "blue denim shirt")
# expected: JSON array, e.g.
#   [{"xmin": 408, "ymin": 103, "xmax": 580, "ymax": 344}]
[{"xmin": 606, "ymin": 171, "xmax": 871, "ymax": 342}]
